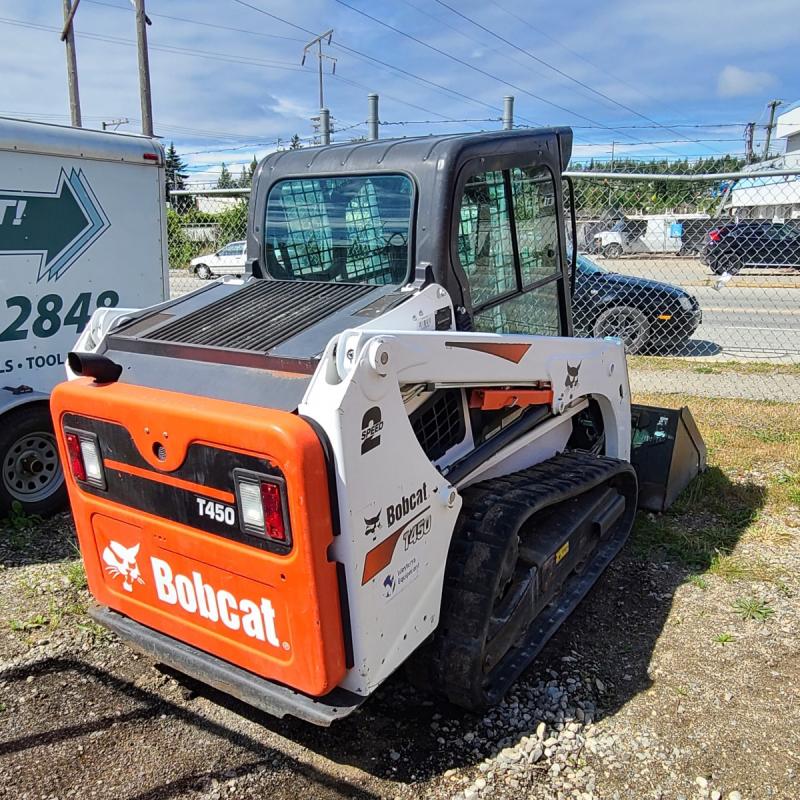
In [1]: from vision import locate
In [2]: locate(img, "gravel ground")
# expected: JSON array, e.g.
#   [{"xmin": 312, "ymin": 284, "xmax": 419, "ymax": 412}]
[{"xmin": 1, "ymin": 396, "xmax": 798, "ymax": 800}]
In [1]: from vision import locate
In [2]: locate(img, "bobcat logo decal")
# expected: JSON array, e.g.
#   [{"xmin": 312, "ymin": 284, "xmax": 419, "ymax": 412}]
[
  {"xmin": 565, "ymin": 362, "xmax": 582, "ymax": 389},
  {"xmin": 364, "ymin": 511, "xmax": 382, "ymax": 537},
  {"xmin": 102, "ymin": 541, "xmax": 144, "ymax": 593}
]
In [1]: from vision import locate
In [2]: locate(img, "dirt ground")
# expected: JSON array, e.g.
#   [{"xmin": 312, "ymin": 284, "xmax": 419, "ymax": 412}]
[{"xmin": 1, "ymin": 394, "xmax": 798, "ymax": 800}]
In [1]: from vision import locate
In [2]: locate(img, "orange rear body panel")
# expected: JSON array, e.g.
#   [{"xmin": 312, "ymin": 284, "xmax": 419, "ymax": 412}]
[{"xmin": 51, "ymin": 378, "xmax": 346, "ymax": 697}]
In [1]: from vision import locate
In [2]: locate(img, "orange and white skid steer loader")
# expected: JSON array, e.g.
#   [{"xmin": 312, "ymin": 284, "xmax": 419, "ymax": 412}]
[{"xmin": 51, "ymin": 129, "xmax": 639, "ymax": 725}]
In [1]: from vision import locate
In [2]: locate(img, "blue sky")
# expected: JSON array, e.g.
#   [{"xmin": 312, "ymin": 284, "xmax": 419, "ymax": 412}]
[{"xmin": 0, "ymin": 0, "xmax": 796, "ymax": 181}]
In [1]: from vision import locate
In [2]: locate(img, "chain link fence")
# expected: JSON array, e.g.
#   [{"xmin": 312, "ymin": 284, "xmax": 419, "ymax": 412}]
[{"xmin": 168, "ymin": 164, "xmax": 800, "ymax": 402}]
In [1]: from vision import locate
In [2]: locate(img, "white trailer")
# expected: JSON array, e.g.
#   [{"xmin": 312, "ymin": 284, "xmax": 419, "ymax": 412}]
[{"xmin": 0, "ymin": 118, "xmax": 168, "ymax": 515}]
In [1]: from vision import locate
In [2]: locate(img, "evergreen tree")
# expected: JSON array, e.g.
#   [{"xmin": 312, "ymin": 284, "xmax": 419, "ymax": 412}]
[
  {"xmin": 216, "ymin": 162, "xmax": 235, "ymax": 189},
  {"xmin": 164, "ymin": 142, "xmax": 188, "ymax": 199},
  {"xmin": 237, "ymin": 165, "xmax": 249, "ymax": 188},
  {"xmin": 289, "ymin": 134, "xmax": 303, "ymax": 150}
]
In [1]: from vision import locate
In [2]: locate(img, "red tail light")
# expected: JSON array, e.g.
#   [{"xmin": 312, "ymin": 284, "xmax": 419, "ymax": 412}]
[
  {"xmin": 234, "ymin": 469, "xmax": 290, "ymax": 547},
  {"xmin": 709, "ymin": 229, "xmax": 721, "ymax": 242},
  {"xmin": 260, "ymin": 482, "xmax": 286, "ymax": 541},
  {"xmin": 65, "ymin": 432, "xmax": 87, "ymax": 481}
]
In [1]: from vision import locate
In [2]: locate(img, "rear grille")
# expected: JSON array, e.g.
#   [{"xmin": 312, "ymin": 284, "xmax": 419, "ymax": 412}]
[
  {"xmin": 410, "ymin": 389, "xmax": 466, "ymax": 462},
  {"xmin": 141, "ymin": 280, "xmax": 375, "ymax": 352}
]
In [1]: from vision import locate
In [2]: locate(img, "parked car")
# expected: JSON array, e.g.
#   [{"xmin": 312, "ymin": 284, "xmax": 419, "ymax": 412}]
[
  {"xmin": 703, "ymin": 221, "xmax": 800, "ymax": 274},
  {"xmin": 573, "ymin": 253, "xmax": 702, "ymax": 354},
  {"xmin": 190, "ymin": 240, "xmax": 247, "ymax": 279}
]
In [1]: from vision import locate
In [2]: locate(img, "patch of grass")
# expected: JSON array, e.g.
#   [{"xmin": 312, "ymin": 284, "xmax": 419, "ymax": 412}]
[
  {"xmin": 687, "ymin": 574, "xmax": 708, "ymax": 590},
  {"xmin": 712, "ymin": 632, "xmax": 734, "ymax": 645},
  {"xmin": 9, "ymin": 613, "xmax": 49, "ymax": 632},
  {"xmin": 629, "ymin": 357, "xmax": 800, "ymax": 376},
  {"xmin": 733, "ymin": 597, "xmax": 775, "ymax": 622},
  {"xmin": 708, "ymin": 553, "xmax": 782, "ymax": 583},
  {"xmin": 787, "ymin": 486, "xmax": 800, "ymax": 506}
]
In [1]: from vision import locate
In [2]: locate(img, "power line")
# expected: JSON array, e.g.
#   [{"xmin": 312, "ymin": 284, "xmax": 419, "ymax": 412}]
[
  {"xmin": 332, "ymin": 0, "xmax": 690, "ymax": 155},
  {"xmin": 486, "ymin": 0, "xmax": 697, "ymax": 126},
  {"xmin": 83, "ymin": 0, "xmax": 307, "ymax": 44},
  {"xmin": 228, "ymin": 0, "xmax": 530, "ymax": 126},
  {"xmin": 432, "ymin": 0, "xmax": 723, "ymax": 155}
]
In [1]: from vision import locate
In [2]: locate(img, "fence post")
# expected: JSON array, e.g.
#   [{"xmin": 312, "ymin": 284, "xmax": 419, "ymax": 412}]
[
  {"xmin": 320, "ymin": 108, "xmax": 330, "ymax": 146},
  {"xmin": 368, "ymin": 93, "xmax": 379, "ymax": 141},
  {"xmin": 503, "ymin": 95, "xmax": 514, "ymax": 131}
]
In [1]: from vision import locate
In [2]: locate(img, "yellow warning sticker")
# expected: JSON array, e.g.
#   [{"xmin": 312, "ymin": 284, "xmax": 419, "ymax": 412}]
[{"xmin": 555, "ymin": 541, "xmax": 570, "ymax": 564}]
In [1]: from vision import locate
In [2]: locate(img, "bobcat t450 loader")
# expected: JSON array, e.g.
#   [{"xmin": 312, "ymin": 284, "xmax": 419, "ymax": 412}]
[{"xmin": 51, "ymin": 129, "xmax": 639, "ymax": 725}]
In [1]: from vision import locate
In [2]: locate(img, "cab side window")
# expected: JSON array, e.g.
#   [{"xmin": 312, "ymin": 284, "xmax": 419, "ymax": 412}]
[{"xmin": 457, "ymin": 164, "xmax": 564, "ymax": 337}]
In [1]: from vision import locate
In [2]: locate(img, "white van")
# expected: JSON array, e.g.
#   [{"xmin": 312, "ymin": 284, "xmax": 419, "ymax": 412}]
[
  {"xmin": 594, "ymin": 213, "xmax": 710, "ymax": 257},
  {"xmin": 0, "ymin": 118, "xmax": 168, "ymax": 515}
]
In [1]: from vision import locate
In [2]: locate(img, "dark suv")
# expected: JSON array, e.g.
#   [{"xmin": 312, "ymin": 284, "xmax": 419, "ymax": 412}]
[{"xmin": 703, "ymin": 221, "xmax": 800, "ymax": 274}]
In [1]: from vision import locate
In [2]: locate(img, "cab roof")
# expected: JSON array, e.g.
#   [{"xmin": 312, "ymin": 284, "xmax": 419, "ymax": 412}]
[{"xmin": 255, "ymin": 127, "xmax": 573, "ymax": 183}]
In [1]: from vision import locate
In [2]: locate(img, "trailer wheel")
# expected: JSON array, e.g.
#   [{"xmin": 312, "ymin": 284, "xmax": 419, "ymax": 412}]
[{"xmin": 0, "ymin": 405, "xmax": 67, "ymax": 518}]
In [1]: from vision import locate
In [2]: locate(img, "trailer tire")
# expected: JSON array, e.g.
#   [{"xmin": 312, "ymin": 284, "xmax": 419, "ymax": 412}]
[
  {"xmin": 602, "ymin": 242, "xmax": 623, "ymax": 258},
  {"xmin": 0, "ymin": 404, "xmax": 67, "ymax": 518},
  {"xmin": 195, "ymin": 264, "xmax": 213, "ymax": 280}
]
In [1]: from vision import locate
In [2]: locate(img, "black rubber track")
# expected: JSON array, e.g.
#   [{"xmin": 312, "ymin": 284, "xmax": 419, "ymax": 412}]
[{"xmin": 426, "ymin": 451, "xmax": 637, "ymax": 711}]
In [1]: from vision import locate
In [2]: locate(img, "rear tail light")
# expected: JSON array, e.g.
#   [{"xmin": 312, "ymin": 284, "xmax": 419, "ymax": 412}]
[
  {"xmin": 234, "ymin": 469, "xmax": 290, "ymax": 546},
  {"xmin": 708, "ymin": 229, "xmax": 721, "ymax": 242},
  {"xmin": 64, "ymin": 428, "xmax": 106, "ymax": 488},
  {"xmin": 65, "ymin": 432, "xmax": 86, "ymax": 482}
]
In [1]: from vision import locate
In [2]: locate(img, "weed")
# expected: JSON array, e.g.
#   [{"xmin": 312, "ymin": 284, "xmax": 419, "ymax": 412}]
[
  {"xmin": 687, "ymin": 574, "xmax": 708, "ymax": 589},
  {"xmin": 712, "ymin": 632, "xmax": 734, "ymax": 645},
  {"xmin": 674, "ymin": 686, "xmax": 689, "ymax": 697},
  {"xmin": 9, "ymin": 613, "xmax": 48, "ymax": 632},
  {"xmin": 77, "ymin": 620, "xmax": 110, "ymax": 644},
  {"xmin": 733, "ymin": 597, "xmax": 775, "ymax": 622},
  {"xmin": 787, "ymin": 487, "xmax": 800, "ymax": 506},
  {"xmin": 3, "ymin": 500, "xmax": 42, "ymax": 531},
  {"xmin": 63, "ymin": 560, "xmax": 87, "ymax": 591}
]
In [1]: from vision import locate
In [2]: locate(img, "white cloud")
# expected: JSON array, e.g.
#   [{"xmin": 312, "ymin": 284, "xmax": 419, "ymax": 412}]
[{"xmin": 717, "ymin": 65, "xmax": 775, "ymax": 98}]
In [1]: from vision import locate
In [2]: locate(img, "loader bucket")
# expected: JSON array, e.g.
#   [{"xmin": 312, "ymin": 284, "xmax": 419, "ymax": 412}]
[{"xmin": 629, "ymin": 404, "xmax": 707, "ymax": 512}]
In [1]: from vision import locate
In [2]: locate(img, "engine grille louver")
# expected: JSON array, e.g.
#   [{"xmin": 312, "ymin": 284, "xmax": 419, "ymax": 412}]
[{"xmin": 141, "ymin": 280, "xmax": 375, "ymax": 353}]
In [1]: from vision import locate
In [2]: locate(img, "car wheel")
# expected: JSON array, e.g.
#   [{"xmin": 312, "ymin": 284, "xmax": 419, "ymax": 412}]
[
  {"xmin": 0, "ymin": 405, "xmax": 67, "ymax": 517},
  {"xmin": 195, "ymin": 264, "xmax": 212, "ymax": 280},
  {"xmin": 592, "ymin": 305, "xmax": 650, "ymax": 354},
  {"xmin": 711, "ymin": 254, "xmax": 742, "ymax": 275},
  {"xmin": 602, "ymin": 243, "xmax": 623, "ymax": 258}
]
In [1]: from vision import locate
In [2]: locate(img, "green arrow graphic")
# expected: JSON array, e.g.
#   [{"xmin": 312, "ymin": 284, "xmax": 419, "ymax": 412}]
[{"xmin": 0, "ymin": 168, "xmax": 110, "ymax": 282}]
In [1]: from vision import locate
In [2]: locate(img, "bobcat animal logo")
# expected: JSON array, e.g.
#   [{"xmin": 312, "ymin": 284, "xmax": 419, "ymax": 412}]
[
  {"xmin": 565, "ymin": 361, "xmax": 582, "ymax": 389},
  {"xmin": 102, "ymin": 541, "xmax": 144, "ymax": 593},
  {"xmin": 364, "ymin": 511, "xmax": 382, "ymax": 536}
]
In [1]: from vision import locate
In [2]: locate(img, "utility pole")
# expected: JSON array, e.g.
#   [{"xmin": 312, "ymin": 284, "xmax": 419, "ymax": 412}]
[
  {"xmin": 319, "ymin": 108, "xmax": 331, "ymax": 146},
  {"xmin": 301, "ymin": 30, "xmax": 336, "ymax": 111},
  {"xmin": 133, "ymin": 0, "xmax": 154, "ymax": 137},
  {"xmin": 502, "ymin": 95, "xmax": 514, "ymax": 131},
  {"xmin": 744, "ymin": 122, "xmax": 755, "ymax": 164},
  {"xmin": 367, "ymin": 93, "xmax": 379, "ymax": 141},
  {"xmin": 763, "ymin": 99, "xmax": 782, "ymax": 160},
  {"xmin": 60, "ymin": 0, "xmax": 82, "ymax": 127}
]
